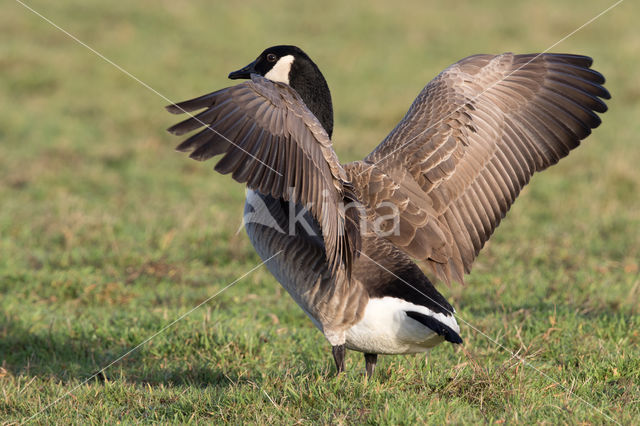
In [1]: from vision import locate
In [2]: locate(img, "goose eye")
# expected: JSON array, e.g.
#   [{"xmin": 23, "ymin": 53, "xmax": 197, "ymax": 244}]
[{"xmin": 266, "ymin": 53, "xmax": 277, "ymax": 62}]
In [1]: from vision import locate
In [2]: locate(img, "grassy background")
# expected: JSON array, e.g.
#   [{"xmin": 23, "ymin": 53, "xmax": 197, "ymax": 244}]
[{"xmin": 1, "ymin": 0, "xmax": 639, "ymax": 423}]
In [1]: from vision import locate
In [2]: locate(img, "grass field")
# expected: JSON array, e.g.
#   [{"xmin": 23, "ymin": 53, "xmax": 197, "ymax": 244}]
[{"xmin": 1, "ymin": 0, "xmax": 639, "ymax": 423}]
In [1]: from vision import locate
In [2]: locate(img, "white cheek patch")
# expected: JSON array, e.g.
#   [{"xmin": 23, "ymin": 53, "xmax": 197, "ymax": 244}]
[{"xmin": 265, "ymin": 55, "xmax": 295, "ymax": 84}]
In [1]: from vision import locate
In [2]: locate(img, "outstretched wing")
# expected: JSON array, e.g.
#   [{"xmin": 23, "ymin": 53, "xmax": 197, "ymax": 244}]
[
  {"xmin": 166, "ymin": 74, "xmax": 359, "ymax": 275},
  {"xmin": 349, "ymin": 53, "xmax": 609, "ymax": 284}
]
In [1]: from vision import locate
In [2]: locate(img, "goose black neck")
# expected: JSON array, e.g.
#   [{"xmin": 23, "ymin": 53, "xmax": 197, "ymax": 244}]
[{"xmin": 288, "ymin": 58, "xmax": 334, "ymax": 138}]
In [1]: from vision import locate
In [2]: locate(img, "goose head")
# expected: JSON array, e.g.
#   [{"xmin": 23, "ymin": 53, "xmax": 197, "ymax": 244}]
[{"xmin": 228, "ymin": 45, "xmax": 334, "ymax": 137}]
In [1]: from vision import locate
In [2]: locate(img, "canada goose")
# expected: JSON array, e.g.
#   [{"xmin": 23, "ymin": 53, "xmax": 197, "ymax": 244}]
[{"xmin": 166, "ymin": 45, "xmax": 609, "ymax": 377}]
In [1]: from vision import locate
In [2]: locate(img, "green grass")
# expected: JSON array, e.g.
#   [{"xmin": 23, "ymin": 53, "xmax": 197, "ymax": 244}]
[{"xmin": 1, "ymin": 0, "xmax": 639, "ymax": 423}]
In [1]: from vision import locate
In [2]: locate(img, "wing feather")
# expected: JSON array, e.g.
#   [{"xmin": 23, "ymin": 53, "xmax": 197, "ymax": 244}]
[
  {"xmin": 167, "ymin": 74, "xmax": 358, "ymax": 275},
  {"xmin": 348, "ymin": 52, "xmax": 608, "ymax": 284}
]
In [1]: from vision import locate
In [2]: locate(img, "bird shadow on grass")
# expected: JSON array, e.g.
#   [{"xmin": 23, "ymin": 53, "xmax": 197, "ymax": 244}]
[{"xmin": 0, "ymin": 318, "xmax": 266, "ymax": 390}]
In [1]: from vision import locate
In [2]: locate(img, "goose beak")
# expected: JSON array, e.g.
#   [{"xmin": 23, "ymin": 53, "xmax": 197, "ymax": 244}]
[{"xmin": 228, "ymin": 60, "xmax": 257, "ymax": 80}]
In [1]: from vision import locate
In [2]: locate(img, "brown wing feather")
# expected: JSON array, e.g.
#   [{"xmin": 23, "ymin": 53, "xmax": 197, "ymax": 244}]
[
  {"xmin": 357, "ymin": 53, "xmax": 609, "ymax": 284},
  {"xmin": 166, "ymin": 74, "xmax": 358, "ymax": 276}
]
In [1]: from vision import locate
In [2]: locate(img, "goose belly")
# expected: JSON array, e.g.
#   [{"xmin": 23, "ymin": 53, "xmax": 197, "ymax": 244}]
[
  {"xmin": 243, "ymin": 190, "xmax": 324, "ymax": 331},
  {"xmin": 345, "ymin": 297, "xmax": 458, "ymax": 354},
  {"xmin": 251, "ymin": 239, "xmax": 324, "ymax": 331}
]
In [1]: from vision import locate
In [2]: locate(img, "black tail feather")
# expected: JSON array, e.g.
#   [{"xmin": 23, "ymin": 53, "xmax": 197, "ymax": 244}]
[{"xmin": 406, "ymin": 311, "xmax": 462, "ymax": 344}]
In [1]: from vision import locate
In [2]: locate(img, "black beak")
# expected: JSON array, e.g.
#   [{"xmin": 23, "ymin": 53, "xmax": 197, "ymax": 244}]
[{"xmin": 228, "ymin": 60, "xmax": 257, "ymax": 80}]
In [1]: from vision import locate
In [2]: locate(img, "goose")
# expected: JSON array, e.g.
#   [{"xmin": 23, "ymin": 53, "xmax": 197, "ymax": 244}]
[{"xmin": 166, "ymin": 45, "xmax": 609, "ymax": 377}]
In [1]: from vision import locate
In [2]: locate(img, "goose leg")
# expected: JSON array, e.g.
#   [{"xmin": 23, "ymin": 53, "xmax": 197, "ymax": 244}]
[
  {"xmin": 332, "ymin": 344, "xmax": 345, "ymax": 375},
  {"xmin": 364, "ymin": 353, "xmax": 377, "ymax": 378}
]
